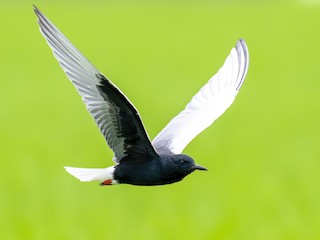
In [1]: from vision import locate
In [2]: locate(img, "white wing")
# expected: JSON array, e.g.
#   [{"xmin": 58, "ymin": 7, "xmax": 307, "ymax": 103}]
[
  {"xmin": 34, "ymin": 6, "xmax": 158, "ymax": 163},
  {"xmin": 152, "ymin": 39, "xmax": 249, "ymax": 155}
]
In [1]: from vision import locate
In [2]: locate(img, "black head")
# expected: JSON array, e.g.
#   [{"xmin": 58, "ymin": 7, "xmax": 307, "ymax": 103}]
[{"xmin": 172, "ymin": 154, "xmax": 207, "ymax": 174}]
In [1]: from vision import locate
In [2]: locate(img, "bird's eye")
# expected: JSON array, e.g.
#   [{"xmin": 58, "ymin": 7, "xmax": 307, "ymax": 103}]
[{"xmin": 180, "ymin": 160, "xmax": 186, "ymax": 164}]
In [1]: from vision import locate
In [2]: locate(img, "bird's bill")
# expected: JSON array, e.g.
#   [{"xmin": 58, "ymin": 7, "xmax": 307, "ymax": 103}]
[{"xmin": 193, "ymin": 164, "xmax": 208, "ymax": 171}]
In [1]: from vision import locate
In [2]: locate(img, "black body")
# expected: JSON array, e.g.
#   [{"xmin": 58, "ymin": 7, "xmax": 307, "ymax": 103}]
[{"xmin": 114, "ymin": 154, "xmax": 205, "ymax": 186}]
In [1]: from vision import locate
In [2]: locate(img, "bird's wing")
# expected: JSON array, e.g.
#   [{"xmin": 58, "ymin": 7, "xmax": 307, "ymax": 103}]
[
  {"xmin": 34, "ymin": 6, "xmax": 158, "ymax": 163},
  {"xmin": 152, "ymin": 39, "xmax": 249, "ymax": 155}
]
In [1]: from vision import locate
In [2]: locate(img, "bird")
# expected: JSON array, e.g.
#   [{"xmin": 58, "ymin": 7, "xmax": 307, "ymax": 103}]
[{"xmin": 34, "ymin": 6, "xmax": 249, "ymax": 186}]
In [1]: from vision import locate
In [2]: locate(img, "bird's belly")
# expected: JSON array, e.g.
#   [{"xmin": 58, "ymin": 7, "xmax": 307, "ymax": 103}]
[{"xmin": 114, "ymin": 161, "xmax": 184, "ymax": 186}]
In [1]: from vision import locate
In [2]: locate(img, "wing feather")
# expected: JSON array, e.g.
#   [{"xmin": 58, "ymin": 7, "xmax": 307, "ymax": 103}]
[
  {"xmin": 152, "ymin": 39, "xmax": 249, "ymax": 155},
  {"xmin": 34, "ymin": 6, "xmax": 158, "ymax": 163}
]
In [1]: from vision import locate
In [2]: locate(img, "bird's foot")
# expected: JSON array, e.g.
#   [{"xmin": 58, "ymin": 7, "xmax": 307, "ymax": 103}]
[{"xmin": 100, "ymin": 179, "xmax": 113, "ymax": 186}]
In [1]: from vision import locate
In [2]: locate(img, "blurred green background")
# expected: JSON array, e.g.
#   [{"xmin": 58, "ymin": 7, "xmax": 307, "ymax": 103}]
[{"xmin": 1, "ymin": 0, "xmax": 320, "ymax": 239}]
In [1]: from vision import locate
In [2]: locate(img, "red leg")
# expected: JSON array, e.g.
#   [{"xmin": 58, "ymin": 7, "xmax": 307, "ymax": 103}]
[{"xmin": 101, "ymin": 179, "xmax": 113, "ymax": 186}]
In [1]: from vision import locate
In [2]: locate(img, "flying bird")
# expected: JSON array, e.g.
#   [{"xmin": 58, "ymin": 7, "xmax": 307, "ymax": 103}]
[{"xmin": 34, "ymin": 6, "xmax": 249, "ymax": 186}]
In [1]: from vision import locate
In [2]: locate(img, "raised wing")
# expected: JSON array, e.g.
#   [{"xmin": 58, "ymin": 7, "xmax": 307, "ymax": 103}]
[
  {"xmin": 34, "ymin": 6, "xmax": 158, "ymax": 163},
  {"xmin": 152, "ymin": 39, "xmax": 249, "ymax": 155}
]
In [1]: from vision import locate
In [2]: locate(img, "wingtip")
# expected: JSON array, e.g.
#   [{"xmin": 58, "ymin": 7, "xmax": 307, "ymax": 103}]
[
  {"xmin": 236, "ymin": 38, "xmax": 248, "ymax": 52},
  {"xmin": 234, "ymin": 38, "xmax": 249, "ymax": 91},
  {"xmin": 33, "ymin": 4, "xmax": 39, "ymax": 13},
  {"xmin": 238, "ymin": 38, "xmax": 246, "ymax": 43},
  {"xmin": 33, "ymin": 4, "xmax": 43, "ymax": 21}
]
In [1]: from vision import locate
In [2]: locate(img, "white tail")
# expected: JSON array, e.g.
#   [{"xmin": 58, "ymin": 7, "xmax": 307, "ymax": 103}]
[{"xmin": 64, "ymin": 166, "xmax": 115, "ymax": 182}]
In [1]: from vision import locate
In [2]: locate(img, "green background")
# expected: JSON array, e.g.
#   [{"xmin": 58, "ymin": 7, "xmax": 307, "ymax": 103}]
[{"xmin": 1, "ymin": 0, "xmax": 320, "ymax": 239}]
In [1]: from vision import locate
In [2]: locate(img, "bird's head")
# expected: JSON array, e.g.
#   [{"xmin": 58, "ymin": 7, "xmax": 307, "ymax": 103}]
[{"xmin": 172, "ymin": 154, "xmax": 208, "ymax": 174}]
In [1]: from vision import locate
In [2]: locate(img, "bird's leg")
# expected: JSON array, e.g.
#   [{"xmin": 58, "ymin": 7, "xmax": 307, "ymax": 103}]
[{"xmin": 100, "ymin": 179, "xmax": 113, "ymax": 186}]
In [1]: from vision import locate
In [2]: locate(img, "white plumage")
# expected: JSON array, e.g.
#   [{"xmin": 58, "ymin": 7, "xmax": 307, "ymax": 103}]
[
  {"xmin": 64, "ymin": 166, "xmax": 115, "ymax": 182},
  {"xmin": 152, "ymin": 40, "xmax": 249, "ymax": 155}
]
